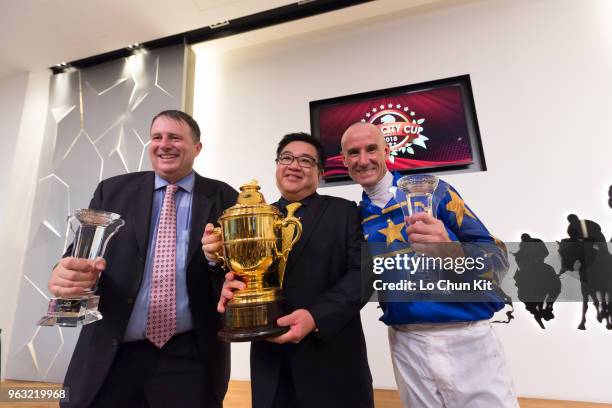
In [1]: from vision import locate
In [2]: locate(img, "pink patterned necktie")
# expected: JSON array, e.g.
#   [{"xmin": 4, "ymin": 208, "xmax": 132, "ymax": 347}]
[{"xmin": 146, "ymin": 184, "xmax": 178, "ymax": 348}]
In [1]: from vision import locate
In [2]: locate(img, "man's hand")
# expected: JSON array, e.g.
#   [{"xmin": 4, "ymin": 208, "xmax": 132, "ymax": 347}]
[
  {"xmin": 405, "ymin": 212, "xmax": 451, "ymax": 243},
  {"xmin": 48, "ymin": 257, "xmax": 106, "ymax": 298},
  {"xmin": 202, "ymin": 223, "xmax": 223, "ymax": 263},
  {"xmin": 406, "ymin": 213, "xmax": 463, "ymax": 258},
  {"xmin": 267, "ymin": 309, "xmax": 316, "ymax": 344},
  {"xmin": 217, "ymin": 272, "xmax": 245, "ymax": 313}
]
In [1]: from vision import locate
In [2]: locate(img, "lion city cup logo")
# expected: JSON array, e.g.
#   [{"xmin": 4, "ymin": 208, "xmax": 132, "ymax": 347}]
[{"xmin": 361, "ymin": 103, "xmax": 428, "ymax": 163}]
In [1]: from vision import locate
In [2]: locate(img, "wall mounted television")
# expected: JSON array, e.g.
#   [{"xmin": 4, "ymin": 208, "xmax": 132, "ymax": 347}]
[{"xmin": 309, "ymin": 75, "xmax": 486, "ymax": 184}]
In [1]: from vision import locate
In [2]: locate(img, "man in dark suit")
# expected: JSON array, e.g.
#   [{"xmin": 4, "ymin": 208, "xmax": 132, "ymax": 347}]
[
  {"xmin": 203, "ymin": 133, "xmax": 374, "ymax": 408},
  {"xmin": 48, "ymin": 110, "xmax": 237, "ymax": 408}
]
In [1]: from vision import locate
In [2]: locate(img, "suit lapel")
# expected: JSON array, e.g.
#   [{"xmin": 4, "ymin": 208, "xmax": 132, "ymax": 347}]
[
  {"xmin": 133, "ymin": 173, "xmax": 155, "ymax": 257},
  {"xmin": 187, "ymin": 174, "xmax": 214, "ymax": 264},
  {"xmin": 285, "ymin": 194, "xmax": 328, "ymax": 273}
]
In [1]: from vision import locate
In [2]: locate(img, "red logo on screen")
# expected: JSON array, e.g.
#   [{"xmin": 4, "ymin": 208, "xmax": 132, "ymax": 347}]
[{"xmin": 362, "ymin": 104, "xmax": 428, "ymax": 163}]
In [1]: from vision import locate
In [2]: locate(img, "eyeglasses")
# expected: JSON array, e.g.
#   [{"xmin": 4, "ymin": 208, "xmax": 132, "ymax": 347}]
[{"xmin": 276, "ymin": 153, "xmax": 318, "ymax": 168}]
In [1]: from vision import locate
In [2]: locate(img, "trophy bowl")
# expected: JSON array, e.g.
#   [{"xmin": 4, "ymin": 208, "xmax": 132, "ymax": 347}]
[
  {"xmin": 216, "ymin": 181, "xmax": 301, "ymax": 342},
  {"xmin": 394, "ymin": 174, "xmax": 439, "ymax": 218}
]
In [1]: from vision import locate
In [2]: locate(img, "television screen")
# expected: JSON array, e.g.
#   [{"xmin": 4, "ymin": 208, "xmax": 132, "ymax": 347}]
[{"xmin": 310, "ymin": 75, "xmax": 486, "ymax": 183}]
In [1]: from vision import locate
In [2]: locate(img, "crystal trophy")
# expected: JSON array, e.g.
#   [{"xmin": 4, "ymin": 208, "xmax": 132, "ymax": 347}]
[
  {"xmin": 391, "ymin": 174, "xmax": 447, "ymax": 294},
  {"xmin": 37, "ymin": 209, "xmax": 125, "ymax": 327}
]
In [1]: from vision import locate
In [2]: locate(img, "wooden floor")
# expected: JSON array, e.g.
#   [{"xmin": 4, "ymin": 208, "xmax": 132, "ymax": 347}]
[{"xmin": 1, "ymin": 380, "xmax": 610, "ymax": 407}]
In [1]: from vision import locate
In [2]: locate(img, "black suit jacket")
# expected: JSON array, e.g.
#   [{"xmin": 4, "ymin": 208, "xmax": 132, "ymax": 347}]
[
  {"xmin": 61, "ymin": 171, "xmax": 237, "ymax": 408},
  {"xmin": 250, "ymin": 193, "xmax": 374, "ymax": 408}
]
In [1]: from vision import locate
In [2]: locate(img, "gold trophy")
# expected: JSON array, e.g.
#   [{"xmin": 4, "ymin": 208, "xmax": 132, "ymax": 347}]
[{"xmin": 215, "ymin": 180, "xmax": 302, "ymax": 342}]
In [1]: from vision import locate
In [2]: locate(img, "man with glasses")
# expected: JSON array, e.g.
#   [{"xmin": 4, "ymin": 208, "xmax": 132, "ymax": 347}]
[{"xmin": 203, "ymin": 132, "xmax": 374, "ymax": 408}]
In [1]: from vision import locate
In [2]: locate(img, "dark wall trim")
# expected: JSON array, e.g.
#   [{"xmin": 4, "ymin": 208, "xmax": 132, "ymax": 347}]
[{"xmin": 51, "ymin": 0, "xmax": 374, "ymax": 74}]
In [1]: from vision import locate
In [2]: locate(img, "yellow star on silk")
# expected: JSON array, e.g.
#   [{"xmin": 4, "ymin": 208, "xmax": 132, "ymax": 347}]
[
  {"xmin": 445, "ymin": 190, "xmax": 475, "ymax": 228},
  {"xmin": 378, "ymin": 218, "xmax": 406, "ymax": 246}
]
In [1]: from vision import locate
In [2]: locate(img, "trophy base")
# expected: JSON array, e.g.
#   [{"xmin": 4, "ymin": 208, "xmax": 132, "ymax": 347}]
[
  {"xmin": 218, "ymin": 300, "xmax": 289, "ymax": 342},
  {"xmin": 37, "ymin": 295, "xmax": 102, "ymax": 327}
]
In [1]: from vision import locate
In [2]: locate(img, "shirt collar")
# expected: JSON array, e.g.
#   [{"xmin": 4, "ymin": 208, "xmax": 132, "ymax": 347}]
[
  {"xmin": 360, "ymin": 171, "xmax": 402, "ymax": 211},
  {"xmin": 155, "ymin": 171, "xmax": 195, "ymax": 193},
  {"xmin": 362, "ymin": 170, "xmax": 393, "ymax": 200}
]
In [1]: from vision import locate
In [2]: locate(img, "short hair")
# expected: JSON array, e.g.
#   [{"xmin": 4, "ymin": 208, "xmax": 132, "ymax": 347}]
[
  {"xmin": 150, "ymin": 110, "xmax": 201, "ymax": 142},
  {"xmin": 276, "ymin": 132, "xmax": 326, "ymax": 169}
]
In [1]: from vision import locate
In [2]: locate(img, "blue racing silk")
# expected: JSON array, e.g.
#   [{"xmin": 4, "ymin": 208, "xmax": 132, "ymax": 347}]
[{"xmin": 361, "ymin": 172, "xmax": 508, "ymax": 325}]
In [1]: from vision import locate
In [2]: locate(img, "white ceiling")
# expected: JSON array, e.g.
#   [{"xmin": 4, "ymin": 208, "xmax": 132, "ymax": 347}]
[
  {"xmin": 0, "ymin": 0, "xmax": 295, "ymax": 79},
  {"xmin": 0, "ymin": 0, "xmax": 473, "ymax": 80}
]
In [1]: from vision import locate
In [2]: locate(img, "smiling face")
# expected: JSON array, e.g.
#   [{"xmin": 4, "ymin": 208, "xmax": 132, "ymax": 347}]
[
  {"xmin": 341, "ymin": 123, "xmax": 390, "ymax": 188},
  {"xmin": 275, "ymin": 141, "xmax": 321, "ymax": 202},
  {"xmin": 148, "ymin": 115, "xmax": 202, "ymax": 183}
]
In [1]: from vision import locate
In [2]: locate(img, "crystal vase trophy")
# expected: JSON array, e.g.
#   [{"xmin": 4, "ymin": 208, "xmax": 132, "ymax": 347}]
[
  {"xmin": 392, "ymin": 174, "xmax": 439, "ymax": 218},
  {"xmin": 216, "ymin": 181, "xmax": 302, "ymax": 342},
  {"xmin": 392, "ymin": 174, "xmax": 445, "ymax": 294},
  {"xmin": 37, "ymin": 209, "xmax": 125, "ymax": 327}
]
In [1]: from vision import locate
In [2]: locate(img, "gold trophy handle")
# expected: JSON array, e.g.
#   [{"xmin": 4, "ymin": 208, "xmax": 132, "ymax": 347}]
[
  {"xmin": 275, "ymin": 204, "xmax": 303, "ymax": 261},
  {"xmin": 278, "ymin": 218, "xmax": 302, "ymax": 260},
  {"xmin": 212, "ymin": 227, "xmax": 227, "ymax": 267}
]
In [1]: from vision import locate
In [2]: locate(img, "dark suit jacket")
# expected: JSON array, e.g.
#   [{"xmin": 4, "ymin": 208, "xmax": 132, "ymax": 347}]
[
  {"xmin": 61, "ymin": 171, "xmax": 237, "ymax": 408},
  {"xmin": 250, "ymin": 193, "xmax": 374, "ymax": 408}
]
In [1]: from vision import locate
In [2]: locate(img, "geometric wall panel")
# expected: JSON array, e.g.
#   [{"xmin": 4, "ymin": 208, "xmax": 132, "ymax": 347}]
[
  {"xmin": 24, "ymin": 222, "xmax": 64, "ymax": 294},
  {"xmin": 6, "ymin": 44, "xmax": 187, "ymax": 382},
  {"xmin": 52, "ymin": 107, "xmax": 80, "ymax": 168},
  {"xmin": 37, "ymin": 175, "xmax": 70, "ymax": 243},
  {"xmin": 55, "ymin": 130, "xmax": 103, "ymax": 211}
]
